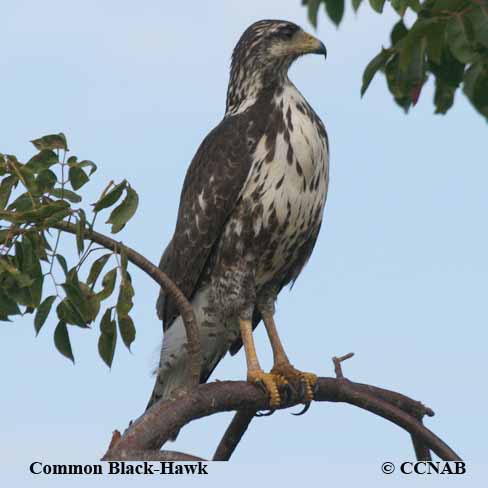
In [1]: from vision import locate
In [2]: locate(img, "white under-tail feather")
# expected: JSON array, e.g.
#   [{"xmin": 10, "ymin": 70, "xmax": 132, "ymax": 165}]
[{"xmin": 146, "ymin": 287, "xmax": 231, "ymax": 414}]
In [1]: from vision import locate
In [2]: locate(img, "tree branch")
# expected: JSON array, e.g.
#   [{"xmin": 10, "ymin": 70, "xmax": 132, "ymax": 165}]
[
  {"xmin": 213, "ymin": 409, "xmax": 256, "ymax": 461},
  {"xmin": 54, "ymin": 222, "xmax": 460, "ymax": 462},
  {"xmin": 102, "ymin": 376, "xmax": 461, "ymax": 462},
  {"xmin": 53, "ymin": 221, "xmax": 202, "ymax": 386},
  {"xmin": 411, "ymin": 423, "xmax": 433, "ymax": 461},
  {"xmin": 104, "ymin": 449, "xmax": 206, "ymax": 462}
]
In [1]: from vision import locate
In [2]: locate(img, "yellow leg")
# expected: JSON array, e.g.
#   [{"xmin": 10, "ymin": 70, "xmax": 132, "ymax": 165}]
[
  {"xmin": 262, "ymin": 314, "xmax": 317, "ymax": 403},
  {"xmin": 239, "ymin": 318, "xmax": 285, "ymax": 408}
]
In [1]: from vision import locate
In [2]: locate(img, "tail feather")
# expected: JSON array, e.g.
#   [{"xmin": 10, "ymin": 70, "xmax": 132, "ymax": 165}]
[
  {"xmin": 145, "ymin": 287, "xmax": 232, "ymax": 440},
  {"xmin": 146, "ymin": 360, "xmax": 188, "ymax": 411}
]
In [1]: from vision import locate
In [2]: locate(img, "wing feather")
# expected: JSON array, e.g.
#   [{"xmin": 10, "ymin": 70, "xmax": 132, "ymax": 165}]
[{"xmin": 157, "ymin": 113, "xmax": 255, "ymax": 331}]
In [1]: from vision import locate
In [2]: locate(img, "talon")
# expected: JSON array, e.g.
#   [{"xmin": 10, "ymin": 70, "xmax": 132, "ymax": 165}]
[
  {"xmin": 255, "ymin": 409, "xmax": 275, "ymax": 417},
  {"xmin": 271, "ymin": 363, "xmax": 318, "ymax": 406},
  {"xmin": 248, "ymin": 370, "xmax": 284, "ymax": 408},
  {"xmin": 282, "ymin": 383, "xmax": 294, "ymax": 404},
  {"xmin": 292, "ymin": 402, "xmax": 311, "ymax": 416}
]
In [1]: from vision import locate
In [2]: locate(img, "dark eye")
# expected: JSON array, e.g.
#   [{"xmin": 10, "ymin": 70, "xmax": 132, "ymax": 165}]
[{"xmin": 278, "ymin": 25, "xmax": 298, "ymax": 39}]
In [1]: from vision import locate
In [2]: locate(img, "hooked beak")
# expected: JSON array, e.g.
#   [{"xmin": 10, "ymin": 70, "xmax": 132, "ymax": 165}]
[
  {"xmin": 298, "ymin": 32, "xmax": 327, "ymax": 60},
  {"xmin": 314, "ymin": 40, "xmax": 327, "ymax": 59}
]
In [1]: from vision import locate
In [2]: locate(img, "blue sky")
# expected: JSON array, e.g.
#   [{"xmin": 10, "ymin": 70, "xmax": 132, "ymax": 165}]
[{"xmin": 1, "ymin": 0, "xmax": 486, "ymax": 486}]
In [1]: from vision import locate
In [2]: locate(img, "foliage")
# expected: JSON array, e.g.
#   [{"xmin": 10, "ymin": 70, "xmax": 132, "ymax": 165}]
[
  {"xmin": 302, "ymin": 0, "xmax": 488, "ymax": 120},
  {"xmin": 0, "ymin": 134, "xmax": 139, "ymax": 367}
]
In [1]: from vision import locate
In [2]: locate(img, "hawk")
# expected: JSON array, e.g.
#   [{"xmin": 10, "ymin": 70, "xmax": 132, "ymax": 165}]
[{"xmin": 148, "ymin": 20, "xmax": 329, "ymax": 414}]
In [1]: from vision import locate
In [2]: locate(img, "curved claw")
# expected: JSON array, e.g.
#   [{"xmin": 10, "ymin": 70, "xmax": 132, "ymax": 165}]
[
  {"xmin": 255, "ymin": 409, "xmax": 276, "ymax": 417},
  {"xmin": 281, "ymin": 383, "xmax": 295, "ymax": 405},
  {"xmin": 247, "ymin": 370, "xmax": 284, "ymax": 408},
  {"xmin": 291, "ymin": 402, "xmax": 311, "ymax": 416}
]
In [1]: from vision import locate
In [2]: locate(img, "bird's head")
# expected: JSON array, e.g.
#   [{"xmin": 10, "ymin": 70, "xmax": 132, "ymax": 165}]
[{"xmin": 227, "ymin": 20, "xmax": 326, "ymax": 113}]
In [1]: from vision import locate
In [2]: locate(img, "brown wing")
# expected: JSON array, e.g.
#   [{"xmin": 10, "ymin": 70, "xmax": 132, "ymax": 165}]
[{"xmin": 157, "ymin": 113, "xmax": 255, "ymax": 331}]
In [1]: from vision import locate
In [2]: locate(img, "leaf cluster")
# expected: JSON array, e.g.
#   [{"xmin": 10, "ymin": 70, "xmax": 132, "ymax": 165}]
[
  {"xmin": 303, "ymin": 0, "xmax": 488, "ymax": 120},
  {"xmin": 0, "ymin": 134, "xmax": 140, "ymax": 367}
]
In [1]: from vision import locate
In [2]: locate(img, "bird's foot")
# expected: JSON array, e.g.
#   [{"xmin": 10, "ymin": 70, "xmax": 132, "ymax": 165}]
[
  {"xmin": 271, "ymin": 362, "xmax": 317, "ymax": 403},
  {"xmin": 247, "ymin": 369, "xmax": 288, "ymax": 408}
]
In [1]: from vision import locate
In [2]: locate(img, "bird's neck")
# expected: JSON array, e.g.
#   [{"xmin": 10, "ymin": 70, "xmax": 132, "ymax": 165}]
[{"xmin": 225, "ymin": 69, "xmax": 290, "ymax": 116}]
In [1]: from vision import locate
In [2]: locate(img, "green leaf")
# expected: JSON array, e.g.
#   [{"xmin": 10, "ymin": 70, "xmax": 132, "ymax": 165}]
[
  {"xmin": 446, "ymin": 14, "xmax": 478, "ymax": 64},
  {"xmin": 97, "ymin": 267, "xmax": 117, "ymax": 301},
  {"xmin": 75, "ymin": 213, "xmax": 86, "ymax": 255},
  {"xmin": 56, "ymin": 298, "xmax": 86, "ymax": 327},
  {"xmin": 25, "ymin": 150, "xmax": 58, "ymax": 173},
  {"xmin": 29, "ymin": 275, "xmax": 44, "ymax": 308},
  {"xmin": 426, "ymin": 22, "xmax": 447, "ymax": 65},
  {"xmin": 429, "ymin": 48, "xmax": 465, "ymax": 87},
  {"xmin": 0, "ymin": 175, "xmax": 17, "ymax": 209},
  {"xmin": 87, "ymin": 253, "xmax": 112, "ymax": 287},
  {"xmin": 430, "ymin": 0, "xmax": 470, "ymax": 14},
  {"xmin": 62, "ymin": 279, "xmax": 100, "ymax": 325},
  {"xmin": 463, "ymin": 62, "xmax": 488, "ymax": 118},
  {"xmin": 369, "ymin": 0, "xmax": 385, "ymax": 13},
  {"xmin": 36, "ymin": 232, "xmax": 51, "ymax": 260},
  {"xmin": 391, "ymin": 0, "xmax": 408, "ymax": 16},
  {"xmin": 68, "ymin": 166, "xmax": 89, "ymax": 191},
  {"xmin": 399, "ymin": 35, "xmax": 427, "ymax": 87},
  {"xmin": 31, "ymin": 133, "xmax": 68, "ymax": 152},
  {"xmin": 10, "ymin": 162, "xmax": 38, "ymax": 195},
  {"xmin": 120, "ymin": 244, "xmax": 128, "ymax": 277},
  {"xmin": 391, "ymin": 20, "xmax": 409, "ymax": 45},
  {"xmin": 49, "ymin": 187, "xmax": 81, "ymax": 203},
  {"xmin": 466, "ymin": 4, "xmax": 488, "ymax": 48},
  {"xmin": 361, "ymin": 48, "xmax": 393, "ymax": 96},
  {"xmin": 34, "ymin": 295, "xmax": 56, "ymax": 335},
  {"xmin": 106, "ymin": 186, "xmax": 139, "ymax": 233},
  {"xmin": 0, "ymin": 258, "xmax": 34, "ymax": 287},
  {"xmin": 20, "ymin": 235, "xmax": 36, "ymax": 271},
  {"xmin": 56, "ymin": 254, "xmax": 69, "ymax": 276},
  {"xmin": 98, "ymin": 308, "xmax": 117, "ymax": 367},
  {"xmin": 4, "ymin": 285, "xmax": 33, "ymax": 308},
  {"xmin": 54, "ymin": 320, "xmax": 74, "ymax": 362},
  {"xmin": 22, "ymin": 200, "xmax": 70, "ymax": 223},
  {"xmin": 75, "ymin": 221, "xmax": 84, "ymax": 255},
  {"xmin": 78, "ymin": 160, "xmax": 97, "ymax": 176},
  {"xmin": 7, "ymin": 193, "xmax": 34, "ymax": 212},
  {"xmin": 385, "ymin": 54, "xmax": 412, "ymax": 112},
  {"xmin": 118, "ymin": 315, "xmax": 135, "ymax": 351},
  {"xmin": 434, "ymin": 77, "xmax": 456, "ymax": 114},
  {"xmin": 116, "ymin": 278, "xmax": 134, "ymax": 318},
  {"xmin": 79, "ymin": 282, "xmax": 101, "ymax": 323},
  {"xmin": 0, "ymin": 229, "xmax": 11, "ymax": 245},
  {"xmin": 0, "ymin": 288, "xmax": 21, "ymax": 316},
  {"xmin": 44, "ymin": 207, "xmax": 71, "ymax": 226},
  {"xmin": 324, "ymin": 0, "xmax": 344, "ymax": 26},
  {"xmin": 93, "ymin": 180, "xmax": 126, "ymax": 212},
  {"xmin": 406, "ymin": 0, "xmax": 421, "ymax": 13},
  {"xmin": 307, "ymin": 0, "xmax": 322, "ymax": 28},
  {"xmin": 352, "ymin": 0, "xmax": 363, "ymax": 12},
  {"xmin": 19, "ymin": 237, "xmax": 43, "ymax": 307},
  {"xmin": 0, "ymin": 200, "xmax": 69, "ymax": 225},
  {"xmin": 36, "ymin": 169, "xmax": 57, "ymax": 193}
]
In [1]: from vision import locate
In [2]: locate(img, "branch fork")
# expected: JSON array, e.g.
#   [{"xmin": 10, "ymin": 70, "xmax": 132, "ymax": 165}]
[{"xmin": 54, "ymin": 221, "xmax": 460, "ymax": 463}]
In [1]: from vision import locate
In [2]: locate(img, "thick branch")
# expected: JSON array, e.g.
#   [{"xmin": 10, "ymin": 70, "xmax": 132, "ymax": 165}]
[
  {"xmin": 102, "ymin": 377, "xmax": 461, "ymax": 462},
  {"xmin": 51, "ymin": 225, "xmax": 459, "ymax": 463},
  {"xmin": 213, "ymin": 409, "xmax": 256, "ymax": 461},
  {"xmin": 411, "ymin": 425, "xmax": 433, "ymax": 461},
  {"xmin": 105, "ymin": 449, "xmax": 207, "ymax": 462},
  {"xmin": 54, "ymin": 221, "xmax": 202, "ymax": 386}
]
